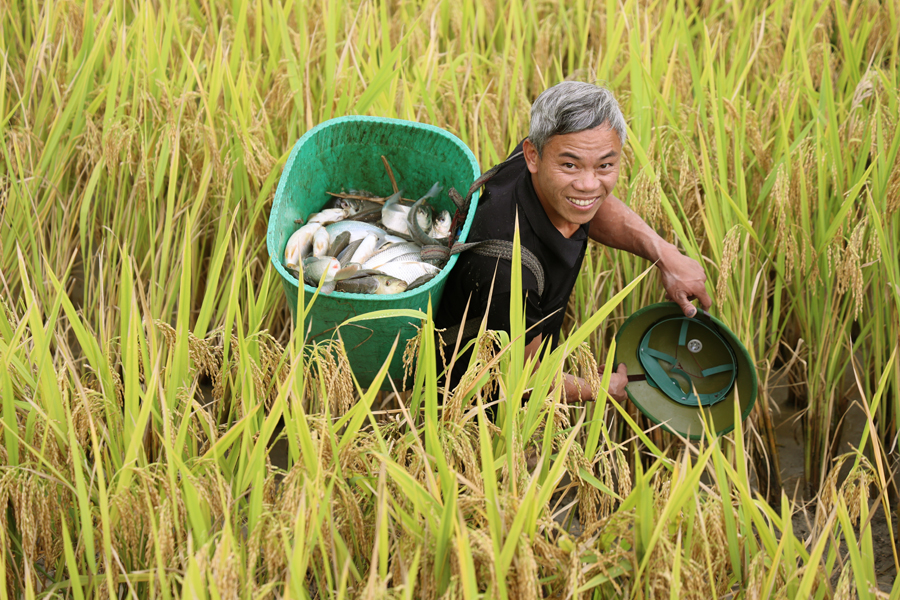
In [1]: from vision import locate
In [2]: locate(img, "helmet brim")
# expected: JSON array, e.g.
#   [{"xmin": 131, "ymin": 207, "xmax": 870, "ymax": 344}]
[{"xmin": 614, "ymin": 302, "xmax": 758, "ymax": 439}]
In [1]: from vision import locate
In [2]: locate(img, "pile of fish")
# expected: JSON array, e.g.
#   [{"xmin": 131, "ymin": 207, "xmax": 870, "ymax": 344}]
[{"xmin": 283, "ymin": 184, "xmax": 453, "ymax": 295}]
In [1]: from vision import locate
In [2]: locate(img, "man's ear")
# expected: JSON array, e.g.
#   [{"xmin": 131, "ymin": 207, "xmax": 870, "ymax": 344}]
[{"xmin": 523, "ymin": 138, "xmax": 540, "ymax": 174}]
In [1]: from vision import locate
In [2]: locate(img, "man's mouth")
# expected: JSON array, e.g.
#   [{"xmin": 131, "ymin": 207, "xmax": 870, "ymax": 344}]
[{"xmin": 567, "ymin": 197, "xmax": 598, "ymax": 208}]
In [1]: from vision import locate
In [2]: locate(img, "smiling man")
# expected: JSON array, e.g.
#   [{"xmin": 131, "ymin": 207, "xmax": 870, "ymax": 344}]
[{"xmin": 435, "ymin": 81, "xmax": 711, "ymax": 403}]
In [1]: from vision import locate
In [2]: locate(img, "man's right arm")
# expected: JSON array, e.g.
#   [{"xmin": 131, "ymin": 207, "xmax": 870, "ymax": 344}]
[{"xmin": 589, "ymin": 193, "xmax": 711, "ymax": 317}]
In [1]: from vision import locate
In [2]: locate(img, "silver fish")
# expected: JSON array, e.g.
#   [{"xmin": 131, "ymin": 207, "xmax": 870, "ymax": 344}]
[
  {"xmin": 335, "ymin": 275, "xmax": 408, "ymax": 295},
  {"xmin": 327, "ymin": 231, "xmax": 351, "ymax": 257},
  {"xmin": 312, "ymin": 227, "xmax": 331, "ymax": 257},
  {"xmin": 408, "ymin": 185, "xmax": 443, "ymax": 247},
  {"xmin": 308, "ymin": 208, "xmax": 349, "ymax": 224},
  {"xmin": 387, "ymin": 251, "xmax": 422, "ymax": 264},
  {"xmin": 362, "ymin": 241, "xmax": 422, "ymax": 270},
  {"xmin": 382, "ymin": 189, "xmax": 432, "ymax": 235},
  {"xmin": 324, "ymin": 220, "xmax": 387, "ymax": 243},
  {"xmin": 349, "ymin": 233, "xmax": 380, "ymax": 265},
  {"xmin": 380, "ymin": 190, "xmax": 407, "ymax": 233},
  {"xmin": 302, "ymin": 256, "xmax": 340, "ymax": 286},
  {"xmin": 340, "ymin": 196, "xmax": 382, "ymax": 215},
  {"xmin": 291, "ymin": 180, "xmax": 445, "ymax": 296},
  {"xmin": 429, "ymin": 209, "xmax": 452, "ymax": 239},
  {"xmin": 375, "ymin": 260, "xmax": 441, "ymax": 286},
  {"xmin": 284, "ymin": 222, "xmax": 323, "ymax": 269}
]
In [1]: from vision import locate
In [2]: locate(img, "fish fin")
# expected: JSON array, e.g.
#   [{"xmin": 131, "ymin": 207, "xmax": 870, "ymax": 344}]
[
  {"xmin": 421, "ymin": 182, "xmax": 442, "ymax": 200},
  {"xmin": 407, "ymin": 273, "xmax": 436, "ymax": 291},
  {"xmin": 338, "ymin": 239, "xmax": 363, "ymax": 266},
  {"xmin": 334, "ymin": 264, "xmax": 361, "ymax": 281},
  {"xmin": 382, "ymin": 189, "xmax": 404, "ymax": 206}
]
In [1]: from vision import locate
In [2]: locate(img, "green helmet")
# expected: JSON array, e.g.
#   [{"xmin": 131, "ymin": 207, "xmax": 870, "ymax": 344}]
[{"xmin": 614, "ymin": 302, "xmax": 757, "ymax": 438}]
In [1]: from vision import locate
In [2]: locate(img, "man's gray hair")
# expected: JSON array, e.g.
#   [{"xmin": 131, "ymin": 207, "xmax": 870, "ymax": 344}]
[{"xmin": 528, "ymin": 82, "xmax": 626, "ymax": 156}]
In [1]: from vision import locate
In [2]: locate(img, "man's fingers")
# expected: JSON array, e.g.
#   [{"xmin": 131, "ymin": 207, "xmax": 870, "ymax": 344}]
[
  {"xmin": 674, "ymin": 291, "xmax": 698, "ymax": 317},
  {"xmin": 616, "ymin": 362, "xmax": 627, "ymax": 375},
  {"xmin": 696, "ymin": 287, "xmax": 713, "ymax": 311}
]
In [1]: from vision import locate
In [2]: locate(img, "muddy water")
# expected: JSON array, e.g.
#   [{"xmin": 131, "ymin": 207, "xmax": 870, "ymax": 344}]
[{"xmin": 773, "ymin": 381, "xmax": 897, "ymax": 590}]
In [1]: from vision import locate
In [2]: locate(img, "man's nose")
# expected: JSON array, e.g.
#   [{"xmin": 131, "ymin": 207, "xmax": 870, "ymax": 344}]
[{"xmin": 573, "ymin": 172, "xmax": 600, "ymax": 191}]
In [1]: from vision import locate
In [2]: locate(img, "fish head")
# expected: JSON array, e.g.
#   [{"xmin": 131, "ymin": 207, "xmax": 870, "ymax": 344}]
[
  {"xmin": 435, "ymin": 210, "xmax": 451, "ymax": 228},
  {"xmin": 429, "ymin": 210, "xmax": 453, "ymax": 240},
  {"xmin": 322, "ymin": 197, "xmax": 343, "ymax": 210},
  {"xmin": 376, "ymin": 276, "xmax": 408, "ymax": 295},
  {"xmin": 302, "ymin": 256, "xmax": 341, "ymax": 283},
  {"xmin": 415, "ymin": 205, "xmax": 433, "ymax": 230},
  {"xmin": 322, "ymin": 258, "xmax": 341, "ymax": 280},
  {"xmin": 338, "ymin": 197, "xmax": 361, "ymax": 214}
]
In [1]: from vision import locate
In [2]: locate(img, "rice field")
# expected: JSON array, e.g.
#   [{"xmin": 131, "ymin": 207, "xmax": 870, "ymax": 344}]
[{"xmin": 1, "ymin": 0, "xmax": 899, "ymax": 597}]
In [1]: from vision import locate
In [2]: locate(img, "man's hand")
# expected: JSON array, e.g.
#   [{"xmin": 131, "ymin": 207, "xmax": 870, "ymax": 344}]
[
  {"xmin": 599, "ymin": 362, "xmax": 629, "ymax": 403},
  {"xmin": 657, "ymin": 247, "xmax": 712, "ymax": 317}
]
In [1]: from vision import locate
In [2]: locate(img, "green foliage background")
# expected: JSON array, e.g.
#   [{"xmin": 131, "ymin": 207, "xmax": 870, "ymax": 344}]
[{"xmin": 1, "ymin": 0, "xmax": 898, "ymax": 597}]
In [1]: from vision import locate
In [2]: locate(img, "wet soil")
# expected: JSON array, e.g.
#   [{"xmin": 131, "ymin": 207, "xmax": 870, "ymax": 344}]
[{"xmin": 773, "ymin": 381, "xmax": 898, "ymax": 591}]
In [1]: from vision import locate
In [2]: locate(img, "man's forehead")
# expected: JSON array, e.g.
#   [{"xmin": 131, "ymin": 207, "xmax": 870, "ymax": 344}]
[{"xmin": 546, "ymin": 126, "xmax": 622, "ymax": 155}]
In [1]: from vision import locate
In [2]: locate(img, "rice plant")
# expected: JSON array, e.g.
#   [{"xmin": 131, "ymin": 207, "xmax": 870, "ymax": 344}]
[{"xmin": 2, "ymin": 0, "xmax": 899, "ymax": 597}]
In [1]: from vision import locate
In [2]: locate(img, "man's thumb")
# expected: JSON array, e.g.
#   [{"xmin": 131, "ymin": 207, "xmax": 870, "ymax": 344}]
[
  {"xmin": 616, "ymin": 362, "xmax": 627, "ymax": 375},
  {"xmin": 676, "ymin": 292, "xmax": 697, "ymax": 317}
]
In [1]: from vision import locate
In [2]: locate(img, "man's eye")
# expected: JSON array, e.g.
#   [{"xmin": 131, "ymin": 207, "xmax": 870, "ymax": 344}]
[{"xmin": 562, "ymin": 163, "xmax": 576, "ymax": 169}]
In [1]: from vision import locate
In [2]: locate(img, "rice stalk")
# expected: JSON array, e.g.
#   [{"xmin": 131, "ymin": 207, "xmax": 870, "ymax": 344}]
[{"xmin": 1, "ymin": 0, "xmax": 899, "ymax": 596}]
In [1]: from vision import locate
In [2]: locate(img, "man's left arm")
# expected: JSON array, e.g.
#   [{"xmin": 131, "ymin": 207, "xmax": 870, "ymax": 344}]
[{"xmin": 588, "ymin": 194, "xmax": 712, "ymax": 317}]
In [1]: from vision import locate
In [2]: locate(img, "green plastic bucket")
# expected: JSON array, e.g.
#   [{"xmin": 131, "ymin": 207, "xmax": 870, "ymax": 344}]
[{"xmin": 267, "ymin": 116, "xmax": 481, "ymax": 388}]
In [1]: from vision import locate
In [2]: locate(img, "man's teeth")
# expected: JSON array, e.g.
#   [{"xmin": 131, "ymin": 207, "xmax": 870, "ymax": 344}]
[{"xmin": 567, "ymin": 197, "xmax": 596, "ymax": 207}]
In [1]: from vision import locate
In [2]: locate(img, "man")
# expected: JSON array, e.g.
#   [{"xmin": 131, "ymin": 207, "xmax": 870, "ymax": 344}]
[{"xmin": 435, "ymin": 81, "xmax": 711, "ymax": 403}]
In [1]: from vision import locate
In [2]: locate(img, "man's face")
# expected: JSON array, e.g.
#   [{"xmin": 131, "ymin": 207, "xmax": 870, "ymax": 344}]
[{"xmin": 523, "ymin": 125, "xmax": 622, "ymax": 238}]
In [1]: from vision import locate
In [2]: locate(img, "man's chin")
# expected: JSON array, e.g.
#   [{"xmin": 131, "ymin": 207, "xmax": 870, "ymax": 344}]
[{"xmin": 563, "ymin": 204, "xmax": 601, "ymax": 224}]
